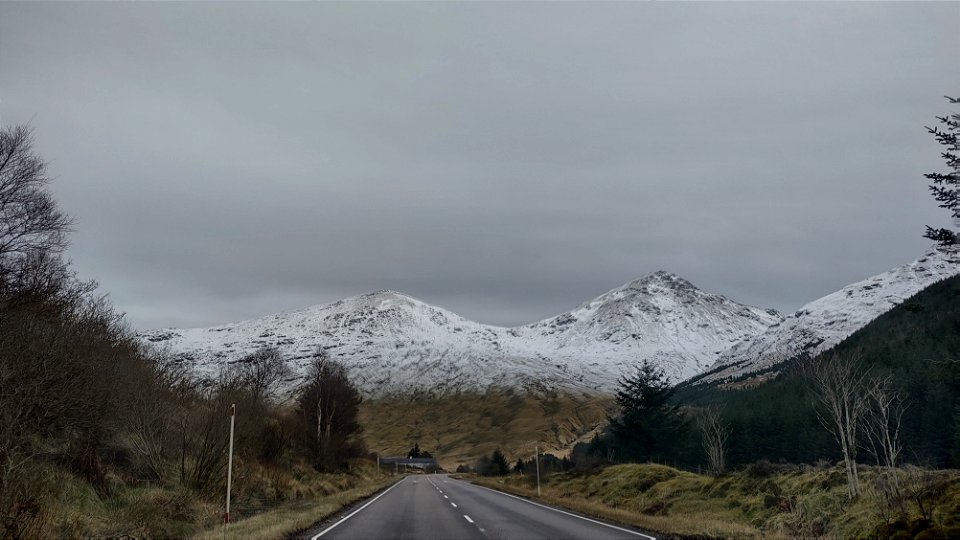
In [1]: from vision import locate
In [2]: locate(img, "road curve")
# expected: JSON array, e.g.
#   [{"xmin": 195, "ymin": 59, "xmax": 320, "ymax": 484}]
[{"xmin": 299, "ymin": 474, "xmax": 655, "ymax": 540}]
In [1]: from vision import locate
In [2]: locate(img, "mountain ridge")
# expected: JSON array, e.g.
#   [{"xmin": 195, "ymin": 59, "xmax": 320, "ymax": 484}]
[
  {"xmin": 140, "ymin": 270, "xmax": 782, "ymax": 396},
  {"xmin": 140, "ymin": 246, "xmax": 959, "ymax": 397},
  {"xmin": 693, "ymin": 244, "xmax": 959, "ymax": 386}
]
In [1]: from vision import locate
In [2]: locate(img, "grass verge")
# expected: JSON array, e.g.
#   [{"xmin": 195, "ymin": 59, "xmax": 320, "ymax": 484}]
[
  {"xmin": 472, "ymin": 462, "xmax": 960, "ymax": 539},
  {"xmin": 195, "ymin": 474, "xmax": 397, "ymax": 539},
  {"xmin": 36, "ymin": 460, "xmax": 394, "ymax": 539}
]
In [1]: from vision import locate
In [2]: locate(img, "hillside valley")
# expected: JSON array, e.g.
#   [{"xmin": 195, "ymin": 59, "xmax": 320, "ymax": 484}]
[
  {"xmin": 4, "ymin": 8, "xmax": 959, "ymax": 538},
  {"xmin": 359, "ymin": 389, "xmax": 614, "ymax": 470},
  {"xmin": 136, "ymin": 245, "xmax": 960, "ymax": 466}
]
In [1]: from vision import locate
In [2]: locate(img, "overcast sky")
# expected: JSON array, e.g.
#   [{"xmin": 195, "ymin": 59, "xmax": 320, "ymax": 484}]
[{"xmin": 1, "ymin": 2, "xmax": 957, "ymax": 330}]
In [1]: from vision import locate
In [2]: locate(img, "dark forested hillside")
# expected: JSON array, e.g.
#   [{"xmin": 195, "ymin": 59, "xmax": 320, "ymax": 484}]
[{"xmin": 675, "ymin": 273, "xmax": 960, "ymax": 468}]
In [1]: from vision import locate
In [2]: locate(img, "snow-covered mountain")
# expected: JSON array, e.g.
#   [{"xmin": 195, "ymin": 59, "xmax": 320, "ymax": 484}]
[
  {"xmin": 694, "ymin": 245, "xmax": 960, "ymax": 386},
  {"xmin": 139, "ymin": 271, "xmax": 782, "ymax": 397},
  {"xmin": 519, "ymin": 272, "xmax": 781, "ymax": 381}
]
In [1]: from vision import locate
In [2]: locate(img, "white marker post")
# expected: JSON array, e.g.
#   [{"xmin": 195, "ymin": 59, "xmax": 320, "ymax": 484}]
[
  {"xmin": 225, "ymin": 404, "xmax": 236, "ymax": 527},
  {"xmin": 535, "ymin": 445, "xmax": 541, "ymax": 497}
]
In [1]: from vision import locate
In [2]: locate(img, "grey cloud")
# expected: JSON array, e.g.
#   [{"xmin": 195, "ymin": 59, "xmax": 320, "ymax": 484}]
[{"xmin": 0, "ymin": 2, "xmax": 956, "ymax": 329}]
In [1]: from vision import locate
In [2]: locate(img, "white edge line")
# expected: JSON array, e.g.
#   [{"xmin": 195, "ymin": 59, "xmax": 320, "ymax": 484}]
[
  {"xmin": 466, "ymin": 481, "xmax": 656, "ymax": 540},
  {"xmin": 311, "ymin": 477, "xmax": 405, "ymax": 539}
]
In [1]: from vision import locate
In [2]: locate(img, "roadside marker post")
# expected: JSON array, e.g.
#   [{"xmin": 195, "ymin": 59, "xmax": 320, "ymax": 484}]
[
  {"xmin": 225, "ymin": 403, "xmax": 236, "ymax": 527},
  {"xmin": 535, "ymin": 445, "xmax": 541, "ymax": 497}
]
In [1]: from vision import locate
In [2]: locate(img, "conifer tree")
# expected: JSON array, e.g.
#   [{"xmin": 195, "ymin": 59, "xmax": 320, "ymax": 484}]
[
  {"xmin": 608, "ymin": 360, "xmax": 686, "ymax": 463},
  {"xmin": 923, "ymin": 96, "xmax": 959, "ymax": 245},
  {"xmin": 491, "ymin": 449, "xmax": 510, "ymax": 476}
]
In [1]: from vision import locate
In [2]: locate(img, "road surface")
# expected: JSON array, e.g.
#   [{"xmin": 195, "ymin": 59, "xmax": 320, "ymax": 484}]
[{"xmin": 300, "ymin": 474, "xmax": 655, "ymax": 540}]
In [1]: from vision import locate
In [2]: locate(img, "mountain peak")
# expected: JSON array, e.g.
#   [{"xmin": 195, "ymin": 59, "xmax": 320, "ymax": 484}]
[
  {"xmin": 365, "ymin": 289, "xmax": 409, "ymax": 299},
  {"xmin": 327, "ymin": 289, "xmax": 429, "ymax": 313},
  {"xmin": 139, "ymin": 266, "xmax": 783, "ymax": 394},
  {"xmin": 622, "ymin": 271, "xmax": 696, "ymax": 292}
]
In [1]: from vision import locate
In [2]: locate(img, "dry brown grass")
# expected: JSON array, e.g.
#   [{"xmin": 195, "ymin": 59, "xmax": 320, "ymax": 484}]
[
  {"xmin": 473, "ymin": 463, "xmax": 960, "ymax": 539},
  {"xmin": 195, "ymin": 474, "xmax": 397, "ymax": 539},
  {"xmin": 360, "ymin": 388, "xmax": 614, "ymax": 469},
  {"xmin": 474, "ymin": 465, "xmax": 756, "ymax": 538},
  {"xmin": 38, "ymin": 460, "xmax": 394, "ymax": 539}
]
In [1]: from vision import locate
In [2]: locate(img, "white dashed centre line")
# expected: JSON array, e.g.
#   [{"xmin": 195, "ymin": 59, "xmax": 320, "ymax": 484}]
[
  {"xmin": 451, "ymin": 502, "xmax": 457, "ymax": 508},
  {"xmin": 444, "ymin": 495, "xmax": 448, "ymax": 499},
  {"xmin": 463, "ymin": 515, "xmax": 474, "ymax": 524}
]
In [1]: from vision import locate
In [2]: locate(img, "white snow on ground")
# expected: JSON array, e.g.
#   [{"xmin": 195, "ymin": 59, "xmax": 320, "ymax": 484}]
[
  {"xmin": 140, "ymin": 245, "xmax": 959, "ymax": 396},
  {"xmin": 139, "ymin": 271, "xmax": 781, "ymax": 397},
  {"xmin": 695, "ymin": 245, "xmax": 960, "ymax": 385}
]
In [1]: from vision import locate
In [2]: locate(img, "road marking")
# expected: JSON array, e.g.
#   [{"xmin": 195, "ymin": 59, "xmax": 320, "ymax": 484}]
[
  {"xmin": 310, "ymin": 478, "xmax": 405, "ymax": 539},
  {"xmin": 465, "ymin": 481, "xmax": 656, "ymax": 540},
  {"xmin": 463, "ymin": 515, "xmax": 474, "ymax": 524},
  {"xmin": 451, "ymin": 502, "xmax": 458, "ymax": 508},
  {"xmin": 444, "ymin": 495, "xmax": 449, "ymax": 499}
]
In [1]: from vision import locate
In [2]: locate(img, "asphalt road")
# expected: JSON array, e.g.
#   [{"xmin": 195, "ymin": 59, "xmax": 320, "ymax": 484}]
[{"xmin": 300, "ymin": 474, "xmax": 655, "ymax": 540}]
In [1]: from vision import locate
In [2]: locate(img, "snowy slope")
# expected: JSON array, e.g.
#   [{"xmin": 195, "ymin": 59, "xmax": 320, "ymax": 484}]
[
  {"xmin": 139, "ymin": 272, "xmax": 781, "ymax": 397},
  {"xmin": 695, "ymin": 245, "xmax": 960, "ymax": 385},
  {"xmin": 514, "ymin": 272, "xmax": 781, "ymax": 381}
]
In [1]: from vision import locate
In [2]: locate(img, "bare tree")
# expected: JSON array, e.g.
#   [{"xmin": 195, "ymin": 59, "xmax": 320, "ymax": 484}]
[
  {"xmin": 0, "ymin": 126, "xmax": 124, "ymax": 533},
  {"xmin": 697, "ymin": 406, "xmax": 729, "ymax": 476},
  {"xmin": 0, "ymin": 125, "xmax": 72, "ymax": 286},
  {"xmin": 863, "ymin": 376, "xmax": 907, "ymax": 472},
  {"xmin": 176, "ymin": 391, "xmax": 231, "ymax": 492},
  {"xmin": 237, "ymin": 347, "xmax": 289, "ymax": 403},
  {"xmin": 807, "ymin": 352, "xmax": 871, "ymax": 499},
  {"xmin": 297, "ymin": 349, "xmax": 364, "ymax": 472},
  {"xmin": 124, "ymin": 348, "xmax": 192, "ymax": 483}
]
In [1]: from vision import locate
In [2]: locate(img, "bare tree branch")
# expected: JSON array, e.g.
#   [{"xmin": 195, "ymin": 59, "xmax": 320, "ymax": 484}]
[
  {"xmin": 0, "ymin": 126, "xmax": 72, "ymax": 287},
  {"xmin": 697, "ymin": 405, "xmax": 729, "ymax": 476},
  {"xmin": 806, "ymin": 351, "xmax": 871, "ymax": 499}
]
